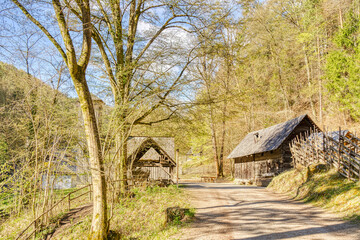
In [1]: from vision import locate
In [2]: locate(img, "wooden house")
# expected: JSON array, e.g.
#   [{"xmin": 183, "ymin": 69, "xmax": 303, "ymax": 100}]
[
  {"xmin": 127, "ymin": 136, "xmax": 176, "ymax": 182},
  {"xmin": 41, "ymin": 154, "xmax": 90, "ymax": 189},
  {"xmin": 227, "ymin": 114, "xmax": 320, "ymax": 181}
]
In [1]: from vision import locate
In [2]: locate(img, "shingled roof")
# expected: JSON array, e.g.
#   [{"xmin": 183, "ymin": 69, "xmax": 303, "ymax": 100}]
[
  {"xmin": 227, "ymin": 114, "xmax": 318, "ymax": 159},
  {"xmin": 127, "ymin": 136, "xmax": 175, "ymax": 162}
]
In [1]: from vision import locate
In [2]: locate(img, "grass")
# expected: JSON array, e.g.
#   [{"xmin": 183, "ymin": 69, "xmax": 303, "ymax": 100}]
[
  {"xmin": 0, "ymin": 187, "xmax": 90, "ymax": 240},
  {"xmin": 268, "ymin": 166, "xmax": 360, "ymax": 221},
  {"xmin": 182, "ymin": 158, "xmax": 213, "ymax": 169},
  {"xmin": 53, "ymin": 184, "xmax": 192, "ymax": 240},
  {"xmin": 0, "ymin": 208, "xmax": 34, "ymax": 240}
]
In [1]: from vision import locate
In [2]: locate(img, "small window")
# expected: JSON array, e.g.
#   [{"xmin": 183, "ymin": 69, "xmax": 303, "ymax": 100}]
[
  {"xmin": 261, "ymin": 153, "xmax": 264, "ymax": 156},
  {"xmin": 254, "ymin": 132, "xmax": 260, "ymax": 143},
  {"xmin": 270, "ymin": 150, "xmax": 273, "ymax": 154}
]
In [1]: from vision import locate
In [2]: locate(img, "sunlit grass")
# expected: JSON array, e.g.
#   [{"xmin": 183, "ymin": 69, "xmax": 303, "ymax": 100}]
[
  {"xmin": 268, "ymin": 166, "xmax": 360, "ymax": 221},
  {"xmin": 0, "ymin": 187, "xmax": 91, "ymax": 240},
  {"xmin": 53, "ymin": 185, "xmax": 192, "ymax": 239}
]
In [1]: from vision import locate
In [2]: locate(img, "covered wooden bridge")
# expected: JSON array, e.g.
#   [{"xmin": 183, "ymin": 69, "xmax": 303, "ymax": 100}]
[{"xmin": 127, "ymin": 136, "xmax": 176, "ymax": 183}]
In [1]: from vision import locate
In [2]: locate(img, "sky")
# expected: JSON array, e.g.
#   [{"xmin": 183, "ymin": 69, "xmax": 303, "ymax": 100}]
[{"xmin": 0, "ymin": 0, "xmax": 243, "ymax": 105}]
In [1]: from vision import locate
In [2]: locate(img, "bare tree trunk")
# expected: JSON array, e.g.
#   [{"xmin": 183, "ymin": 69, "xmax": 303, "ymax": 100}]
[
  {"xmin": 117, "ymin": 123, "xmax": 129, "ymax": 197},
  {"xmin": 207, "ymin": 92, "xmax": 223, "ymax": 177},
  {"xmin": 12, "ymin": 0, "xmax": 108, "ymax": 238},
  {"xmin": 303, "ymin": 46, "xmax": 316, "ymax": 118},
  {"xmin": 209, "ymin": 118, "xmax": 221, "ymax": 177},
  {"xmin": 113, "ymin": 99, "xmax": 130, "ymax": 197},
  {"xmin": 218, "ymin": 98, "xmax": 227, "ymax": 178},
  {"xmin": 316, "ymin": 36, "xmax": 323, "ymax": 125},
  {"xmin": 72, "ymin": 71, "xmax": 108, "ymax": 239}
]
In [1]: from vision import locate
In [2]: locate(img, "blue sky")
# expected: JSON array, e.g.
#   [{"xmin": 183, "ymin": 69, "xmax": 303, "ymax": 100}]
[{"xmin": 0, "ymin": 0, "xmax": 243, "ymax": 105}]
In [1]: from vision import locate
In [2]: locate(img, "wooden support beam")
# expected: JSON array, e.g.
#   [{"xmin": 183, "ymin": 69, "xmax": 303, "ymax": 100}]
[
  {"xmin": 155, "ymin": 163, "xmax": 172, "ymax": 178},
  {"xmin": 176, "ymin": 149, "xmax": 179, "ymax": 186}
]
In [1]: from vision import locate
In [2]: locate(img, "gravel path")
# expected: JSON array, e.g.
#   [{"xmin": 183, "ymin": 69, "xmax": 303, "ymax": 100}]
[{"xmin": 173, "ymin": 183, "xmax": 360, "ymax": 240}]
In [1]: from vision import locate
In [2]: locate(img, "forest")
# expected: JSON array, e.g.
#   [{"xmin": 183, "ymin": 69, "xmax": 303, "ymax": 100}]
[{"xmin": 1, "ymin": 0, "xmax": 360, "ymax": 239}]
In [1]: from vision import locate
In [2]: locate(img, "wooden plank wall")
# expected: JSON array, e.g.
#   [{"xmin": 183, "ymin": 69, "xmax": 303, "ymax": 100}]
[
  {"xmin": 141, "ymin": 166, "xmax": 172, "ymax": 180},
  {"xmin": 234, "ymin": 161, "xmax": 254, "ymax": 179},
  {"xmin": 234, "ymin": 150, "xmax": 283, "ymax": 180}
]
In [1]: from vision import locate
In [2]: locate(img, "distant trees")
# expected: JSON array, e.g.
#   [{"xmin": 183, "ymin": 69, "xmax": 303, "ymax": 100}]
[
  {"xmin": 163, "ymin": 0, "xmax": 360, "ymax": 177},
  {"xmin": 0, "ymin": 62, "xmax": 79, "ymax": 225},
  {"xmin": 325, "ymin": 4, "xmax": 360, "ymax": 120}
]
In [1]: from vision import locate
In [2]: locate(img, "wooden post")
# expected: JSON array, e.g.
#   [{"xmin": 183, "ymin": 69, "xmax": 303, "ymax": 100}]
[
  {"xmin": 347, "ymin": 155, "xmax": 351, "ymax": 180},
  {"xmin": 338, "ymin": 127, "xmax": 341, "ymax": 171},
  {"xmin": 310, "ymin": 129, "xmax": 315, "ymax": 164},
  {"xmin": 68, "ymin": 194, "xmax": 70, "ymax": 211},
  {"xmin": 33, "ymin": 221, "xmax": 36, "ymax": 240},
  {"xmin": 315, "ymin": 129, "xmax": 319, "ymax": 163},
  {"xmin": 323, "ymin": 128, "xmax": 326, "ymax": 163},
  {"xmin": 291, "ymin": 141, "xmax": 296, "ymax": 168},
  {"xmin": 253, "ymin": 154, "xmax": 256, "ymax": 181},
  {"xmin": 176, "ymin": 149, "xmax": 179, "ymax": 187},
  {"xmin": 305, "ymin": 136, "xmax": 308, "ymax": 165}
]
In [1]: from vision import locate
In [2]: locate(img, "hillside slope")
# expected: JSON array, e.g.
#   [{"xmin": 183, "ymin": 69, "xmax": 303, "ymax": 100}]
[{"xmin": 267, "ymin": 166, "xmax": 360, "ymax": 221}]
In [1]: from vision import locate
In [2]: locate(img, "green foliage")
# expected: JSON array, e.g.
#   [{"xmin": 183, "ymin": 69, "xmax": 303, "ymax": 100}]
[
  {"xmin": 0, "ymin": 139, "xmax": 7, "ymax": 164},
  {"xmin": 334, "ymin": 12, "xmax": 360, "ymax": 50},
  {"xmin": 325, "ymin": 9, "xmax": 360, "ymax": 119},
  {"xmin": 0, "ymin": 61, "xmax": 83, "ymax": 221}
]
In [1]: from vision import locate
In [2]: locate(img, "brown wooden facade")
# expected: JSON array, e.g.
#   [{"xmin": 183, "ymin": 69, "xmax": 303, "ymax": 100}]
[
  {"xmin": 234, "ymin": 149, "xmax": 283, "ymax": 180},
  {"xmin": 127, "ymin": 137, "xmax": 176, "ymax": 181},
  {"xmin": 231, "ymin": 115, "xmax": 320, "ymax": 180}
]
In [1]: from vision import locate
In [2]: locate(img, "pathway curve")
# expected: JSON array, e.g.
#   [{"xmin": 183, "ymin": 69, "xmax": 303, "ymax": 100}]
[{"xmin": 173, "ymin": 183, "xmax": 360, "ymax": 240}]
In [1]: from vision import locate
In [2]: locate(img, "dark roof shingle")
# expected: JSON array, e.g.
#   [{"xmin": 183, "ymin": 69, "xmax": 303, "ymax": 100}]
[{"xmin": 227, "ymin": 115, "xmax": 317, "ymax": 159}]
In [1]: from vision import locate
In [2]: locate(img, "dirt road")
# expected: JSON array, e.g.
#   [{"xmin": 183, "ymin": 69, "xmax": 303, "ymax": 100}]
[{"xmin": 173, "ymin": 183, "xmax": 360, "ymax": 240}]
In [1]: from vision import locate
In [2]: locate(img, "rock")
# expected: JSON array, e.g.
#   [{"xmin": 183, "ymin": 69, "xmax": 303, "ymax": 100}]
[
  {"xmin": 309, "ymin": 163, "xmax": 328, "ymax": 174},
  {"xmin": 165, "ymin": 207, "xmax": 192, "ymax": 225},
  {"xmin": 255, "ymin": 178, "xmax": 272, "ymax": 187},
  {"xmin": 108, "ymin": 230, "xmax": 121, "ymax": 240}
]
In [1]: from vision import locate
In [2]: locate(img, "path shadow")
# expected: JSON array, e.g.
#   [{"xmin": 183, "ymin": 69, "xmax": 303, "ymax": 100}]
[{"xmin": 234, "ymin": 222, "xmax": 357, "ymax": 240}]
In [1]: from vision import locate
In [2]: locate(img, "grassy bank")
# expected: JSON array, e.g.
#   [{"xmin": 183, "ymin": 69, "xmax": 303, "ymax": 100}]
[
  {"xmin": 53, "ymin": 185, "xmax": 192, "ymax": 240},
  {"xmin": 0, "ymin": 187, "xmax": 91, "ymax": 240},
  {"xmin": 268, "ymin": 166, "xmax": 360, "ymax": 221}
]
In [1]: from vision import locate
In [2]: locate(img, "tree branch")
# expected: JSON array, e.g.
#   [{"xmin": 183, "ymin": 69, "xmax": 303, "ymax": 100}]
[
  {"xmin": 11, "ymin": 0, "xmax": 67, "ymax": 64},
  {"xmin": 52, "ymin": 0, "xmax": 77, "ymax": 68}
]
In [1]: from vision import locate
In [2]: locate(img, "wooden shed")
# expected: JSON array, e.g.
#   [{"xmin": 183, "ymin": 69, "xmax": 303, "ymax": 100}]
[
  {"xmin": 227, "ymin": 114, "xmax": 320, "ymax": 181},
  {"xmin": 127, "ymin": 136, "xmax": 176, "ymax": 182}
]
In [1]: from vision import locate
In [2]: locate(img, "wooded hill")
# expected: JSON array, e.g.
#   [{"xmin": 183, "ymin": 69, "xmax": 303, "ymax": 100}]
[
  {"xmin": 1, "ymin": 0, "xmax": 360, "ymax": 238},
  {"xmin": 153, "ymin": 0, "xmax": 360, "ymax": 177},
  {"xmin": 0, "ymin": 62, "xmax": 83, "ymax": 217}
]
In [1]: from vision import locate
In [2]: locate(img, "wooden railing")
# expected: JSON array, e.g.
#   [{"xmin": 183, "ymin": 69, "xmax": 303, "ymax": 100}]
[
  {"xmin": 16, "ymin": 176, "xmax": 172, "ymax": 239},
  {"xmin": 290, "ymin": 128, "xmax": 360, "ymax": 181},
  {"xmin": 16, "ymin": 178, "xmax": 146, "ymax": 240},
  {"xmin": 16, "ymin": 184, "xmax": 92, "ymax": 240}
]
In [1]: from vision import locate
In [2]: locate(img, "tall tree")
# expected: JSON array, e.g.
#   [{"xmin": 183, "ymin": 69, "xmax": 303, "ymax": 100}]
[
  {"xmin": 67, "ymin": 0, "xmax": 226, "ymax": 194},
  {"xmin": 10, "ymin": 0, "xmax": 108, "ymax": 238}
]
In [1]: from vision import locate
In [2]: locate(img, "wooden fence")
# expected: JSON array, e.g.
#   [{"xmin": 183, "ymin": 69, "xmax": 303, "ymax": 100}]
[
  {"xmin": 290, "ymin": 128, "xmax": 360, "ymax": 181},
  {"xmin": 16, "ymin": 184, "xmax": 92, "ymax": 240},
  {"xmin": 16, "ymin": 177, "xmax": 163, "ymax": 240}
]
